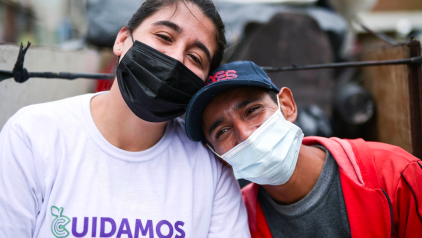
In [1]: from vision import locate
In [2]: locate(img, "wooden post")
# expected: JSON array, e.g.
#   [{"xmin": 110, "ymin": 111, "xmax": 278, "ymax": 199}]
[
  {"xmin": 407, "ymin": 40, "xmax": 422, "ymax": 158},
  {"xmin": 362, "ymin": 40, "xmax": 422, "ymax": 158}
]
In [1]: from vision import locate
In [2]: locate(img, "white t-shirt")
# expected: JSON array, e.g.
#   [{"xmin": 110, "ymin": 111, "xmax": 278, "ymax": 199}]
[{"xmin": 0, "ymin": 93, "xmax": 250, "ymax": 238}]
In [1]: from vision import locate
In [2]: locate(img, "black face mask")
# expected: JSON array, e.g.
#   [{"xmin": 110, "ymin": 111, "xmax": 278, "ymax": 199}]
[{"xmin": 116, "ymin": 40, "xmax": 205, "ymax": 122}]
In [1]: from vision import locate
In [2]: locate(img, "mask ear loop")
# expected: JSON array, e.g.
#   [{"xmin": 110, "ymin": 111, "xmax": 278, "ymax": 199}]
[
  {"xmin": 206, "ymin": 144, "xmax": 222, "ymax": 158},
  {"xmin": 130, "ymin": 30, "xmax": 135, "ymax": 44},
  {"xmin": 117, "ymin": 30, "xmax": 135, "ymax": 63},
  {"xmin": 276, "ymin": 93, "xmax": 281, "ymax": 109}
]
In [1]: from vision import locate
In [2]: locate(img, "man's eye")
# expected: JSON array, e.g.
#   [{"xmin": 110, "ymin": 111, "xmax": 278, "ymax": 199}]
[
  {"xmin": 156, "ymin": 34, "xmax": 172, "ymax": 42},
  {"xmin": 247, "ymin": 106, "xmax": 261, "ymax": 116},
  {"xmin": 189, "ymin": 54, "xmax": 202, "ymax": 67},
  {"xmin": 216, "ymin": 128, "xmax": 228, "ymax": 139}
]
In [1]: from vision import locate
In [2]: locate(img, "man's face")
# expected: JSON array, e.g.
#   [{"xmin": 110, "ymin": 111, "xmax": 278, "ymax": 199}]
[{"xmin": 202, "ymin": 87, "xmax": 280, "ymax": 155}]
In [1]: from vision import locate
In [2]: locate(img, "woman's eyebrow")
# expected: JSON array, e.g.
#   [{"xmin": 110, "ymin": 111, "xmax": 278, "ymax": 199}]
[
  {"xmin": 152, "ymin": 20, "xmax": 211, "ymax": 63},
  {"xmin": 152, "ymin": 20, "xmax": 182, "ymax": 33},
  {"xmin": 193, "ymin": 40, "xmax": 211, "ymax": 63}
]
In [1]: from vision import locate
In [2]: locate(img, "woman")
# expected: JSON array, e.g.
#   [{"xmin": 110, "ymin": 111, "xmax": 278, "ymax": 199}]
[{"xmin": 0, "ymin": 1, "xmax": 250, "ymax": 237}]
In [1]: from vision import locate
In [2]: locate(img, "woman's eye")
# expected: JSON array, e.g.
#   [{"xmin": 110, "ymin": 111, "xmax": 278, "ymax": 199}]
[
  {"xmin": 216, "ymin": 128, "xmax": 228, "ymax": 139},
  {"xmin": 189, "ymin": 54, "xmax": 202, "ymax": 67},
  {"xmin": 156, "ymin": 34, "xmax": 172, "ymax": 42}
]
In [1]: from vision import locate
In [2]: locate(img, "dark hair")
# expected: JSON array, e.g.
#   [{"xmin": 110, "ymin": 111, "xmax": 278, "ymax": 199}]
[
  {"xmin": 267, "ymin": 89, "xmax": 278, "ymax": 104},
  {"xmin": 126, "ymin": 0, "xmax": 226, "ymax": 72}
]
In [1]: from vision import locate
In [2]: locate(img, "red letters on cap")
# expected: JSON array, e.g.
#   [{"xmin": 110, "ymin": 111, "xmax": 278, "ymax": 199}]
[{"xmin": 206, "ymin": 70, "xmax": 237, "ymax": 85}]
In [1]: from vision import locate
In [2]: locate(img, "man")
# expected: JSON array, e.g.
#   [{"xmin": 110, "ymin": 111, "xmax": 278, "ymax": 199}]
[{"xmin": 185, "ymin": 61, "xmax": 422, "ymax": 237}]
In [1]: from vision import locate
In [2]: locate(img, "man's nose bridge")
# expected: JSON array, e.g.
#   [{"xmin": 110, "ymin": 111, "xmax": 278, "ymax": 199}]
[{"xmin": 235, "ymin": 122, "xmax": 254, "ymax": 144}]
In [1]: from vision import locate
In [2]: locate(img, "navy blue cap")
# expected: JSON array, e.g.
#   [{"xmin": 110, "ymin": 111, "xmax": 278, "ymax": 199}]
[{"xmin": 185, "ymin": 61, "xmax": 279, "ymax": 141}]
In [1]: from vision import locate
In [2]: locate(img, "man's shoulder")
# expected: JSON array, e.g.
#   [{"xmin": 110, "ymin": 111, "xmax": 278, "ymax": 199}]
[
  {"xmin": 362, "ymin": 141, "xmax": 420, "ymax": 186},
  {"xmin": 305, "ymin": 137, "xmax": 419, "ymax": 186},
  {"xmin": 362, "ymin": 141, "xmax": 419, "ymax": 172},
  {"xmin": 366, "ymin": 141, "xmax": 419, "ymax": 163},
  {"xmin": 305, "ymin": 137, "xmax": 418, "ymax": 170},
  {"xmin": 337, "ymin": 139, "xmax": 420, "ymax": 196}
]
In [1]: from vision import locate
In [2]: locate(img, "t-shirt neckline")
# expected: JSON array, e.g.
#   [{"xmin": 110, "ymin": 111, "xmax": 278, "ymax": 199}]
[
  {"xmin": 260, "ymin": 146, "xmax": 337, "ymax": 217},
  {"xmin": 82, "ymin": 92, "xmax": 174, "ymax": 162}
]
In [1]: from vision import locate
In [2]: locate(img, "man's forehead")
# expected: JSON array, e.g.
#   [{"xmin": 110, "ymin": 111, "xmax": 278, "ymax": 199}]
[
  {"xmin": 203, "ymin": 88, "xmax": 267, "ymax": 122},
  {"xmin": 207, "ymin": 87, "xmax": 267, "ymax": 108}
]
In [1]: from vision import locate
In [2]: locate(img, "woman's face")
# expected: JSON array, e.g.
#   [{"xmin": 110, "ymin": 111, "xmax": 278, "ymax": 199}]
[{"xmin": 114, "ymin": 2, "xmax": 218, "ymax": 80}]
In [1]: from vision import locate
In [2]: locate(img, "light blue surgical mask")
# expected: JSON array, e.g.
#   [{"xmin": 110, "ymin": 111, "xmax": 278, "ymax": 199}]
[{"xmin": 208, "ymin": 97, "xmax": 304, "ymax": 185}]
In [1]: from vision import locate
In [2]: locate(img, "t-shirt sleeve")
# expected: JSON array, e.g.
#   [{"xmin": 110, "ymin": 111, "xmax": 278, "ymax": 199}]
[
  {"xmin": 208, "ymin": 158, "xmax": 251, "ymax": 238},
  {"xmin": 0, "ymin": 122, "xmax": 42, "ymax": 237}
]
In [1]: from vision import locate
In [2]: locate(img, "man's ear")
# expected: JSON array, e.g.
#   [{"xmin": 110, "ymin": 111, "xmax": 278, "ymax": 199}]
[
  {"xmin": 113, "ymin": 27, "xmax": 130, "ymax": 57},
  {"xmin": 278, "ymin": 87, "xmax": 297, "ymax": 123}
]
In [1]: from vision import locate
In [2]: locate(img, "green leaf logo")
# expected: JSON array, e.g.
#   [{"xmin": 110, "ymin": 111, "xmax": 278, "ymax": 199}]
[{"xmin": 51, "ymin": 206, "xmax": 71, "ymax": 238}]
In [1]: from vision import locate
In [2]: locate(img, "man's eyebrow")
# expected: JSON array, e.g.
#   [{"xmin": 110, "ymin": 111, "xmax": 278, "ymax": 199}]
[
  {"xmin": 234, "ymin": 97, "xmax": 262, "ymax": 110},
  {"xmin": 152, "ymin": 20, "xmax": 182, "ymax": 33},
  {"xmin": 193, "ymin": 40, "xmax": 211, "ymax": 63},
  {"xmin": 207, "ymin": 97, "xmax": 263, "ymax": 137},
  {"xmin": 208, "ymin": 117, "xmax": 225, "ymax": 138}
]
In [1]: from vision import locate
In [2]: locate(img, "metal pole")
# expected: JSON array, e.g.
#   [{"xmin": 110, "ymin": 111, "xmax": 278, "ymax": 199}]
[
  {"xmin": 261, "ymin": 56, "xmax": 422, "ymax": 72},
  {"xmin": 28, "ymin": 72, "xmax": 115, "ymax": 80}
]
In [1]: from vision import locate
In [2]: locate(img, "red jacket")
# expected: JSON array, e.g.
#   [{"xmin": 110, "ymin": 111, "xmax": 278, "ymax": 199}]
[{"xmin": 242, "ymin": 137, "xmax": 422, "ymax": 238}]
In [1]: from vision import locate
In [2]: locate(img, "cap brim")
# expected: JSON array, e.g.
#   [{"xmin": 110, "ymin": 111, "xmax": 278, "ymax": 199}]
[{"xmin": 185, "ymin": 79, "xmax": 278, "ymax": 141}]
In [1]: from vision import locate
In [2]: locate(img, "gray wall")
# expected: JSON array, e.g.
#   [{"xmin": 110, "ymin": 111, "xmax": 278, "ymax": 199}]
[{"xmin": 0, "ymin": 44, "xmax": 106, "ymax": 129}]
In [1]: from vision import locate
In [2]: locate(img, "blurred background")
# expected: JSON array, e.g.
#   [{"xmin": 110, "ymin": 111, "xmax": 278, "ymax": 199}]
[{"xmin": 1, "ymin": 0, "xmax": 422, "ymax": 159}]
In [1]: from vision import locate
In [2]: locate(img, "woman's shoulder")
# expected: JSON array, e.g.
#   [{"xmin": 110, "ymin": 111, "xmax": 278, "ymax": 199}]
[
  {"xmin": 171, "ymin": 118, "xmax": 204, "ymax": 145},
  {"xmin": 169, "ymin": 117, "xmax": 227, "ymax": 176},
  {"xmin": 5, "ymin": 94, "xmax": 93, "ymax": 139},
  {"xmin": 170, "ymin": 118, "xmax": 218, "ymax": 158}
]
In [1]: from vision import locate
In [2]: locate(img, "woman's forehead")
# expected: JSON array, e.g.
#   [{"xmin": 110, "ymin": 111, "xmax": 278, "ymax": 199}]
[
  {"xmin": 140, "ymin": 4, "xmax": 216, "ymax": 35},
  {"xmin": 134, "ymin": 3, "xmax": 218, "ymax": 55}
]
